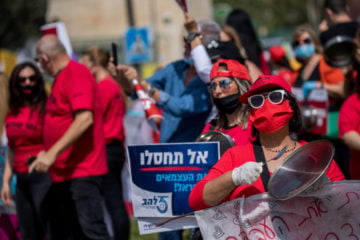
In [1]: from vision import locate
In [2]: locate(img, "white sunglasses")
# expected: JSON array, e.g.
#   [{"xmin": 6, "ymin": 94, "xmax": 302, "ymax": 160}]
[{"xmin": 248, "ymin": 89, "xmax": 287, "ymax": 109}]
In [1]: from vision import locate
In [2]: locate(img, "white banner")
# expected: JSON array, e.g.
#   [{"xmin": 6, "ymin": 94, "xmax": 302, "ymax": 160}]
[
  {"xmin": 137, "ymin": 216, "xmax": 197, "ymax": 235},
  {"xmin": 195, "ymin": 181, "xmax": 360, "ymax": 240}
]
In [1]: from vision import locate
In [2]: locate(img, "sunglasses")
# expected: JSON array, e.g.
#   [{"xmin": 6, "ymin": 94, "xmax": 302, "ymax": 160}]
[
  {"xmin": 292, "ymin": 37, "xmax": 313, "ymax": 48},
  {"xmin": 18, "ymin": 75, "xmax": 37, "ymax": 83},
  {"xmin": 248, "ymin": 89, "xmax": 287, "ymax": 109},
  {"xmin": 208, "ymin": 78, "xmax": 233, "ymax": 92}
]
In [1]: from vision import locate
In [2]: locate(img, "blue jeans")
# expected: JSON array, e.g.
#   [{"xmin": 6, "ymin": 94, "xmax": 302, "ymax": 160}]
[
  {"xmin": 46, "ymin": 176, "xmax": 110, "ymax": 240},
  {"xmin": 16, "ymin": 172, "xmax": 51, "ymax": 240},
  {"xmin": 102, "ymin": 142, "xmax": 130, "ymax": 240}
]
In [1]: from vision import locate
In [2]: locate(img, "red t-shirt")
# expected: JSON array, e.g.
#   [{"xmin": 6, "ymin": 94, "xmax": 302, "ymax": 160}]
[
  {"xmin": 44, "ymin": 60, "xmax": 107, "ymax": 182},
  {"xmin": 201, "ymin": 121, "xmax": 253, "ymax": 146},
  {"xmin": 5, "ymin": 106, "xmax": 44, "ymax": 174},
  {"xmin": 98, "ymin": 75, "xmax": 126, "ymax": 144},
  {"xmin": 338, "ymin": 93, "xmax": 360, "ymax": 179},
  {"xmin": 188, "ymin": 140, "xmax": 345, "ymax": 211}
]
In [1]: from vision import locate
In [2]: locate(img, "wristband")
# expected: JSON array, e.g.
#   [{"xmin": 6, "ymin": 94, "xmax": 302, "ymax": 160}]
[{"xmin": 186, "ymin": 32, "xmax": 201, "ymax": 44}]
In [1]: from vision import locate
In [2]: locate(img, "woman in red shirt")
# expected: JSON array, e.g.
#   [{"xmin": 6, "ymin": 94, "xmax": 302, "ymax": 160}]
[
  {"xmin": 1, "ymin": 62, "xmax": 51, "ymax": 240},
  {"xmin": 189, "ymin": 75, "xmax": 345, "ymax": 211},
  {"xmin": 81, "ymin": 46, "xmax": 130, "ymax": 240}
]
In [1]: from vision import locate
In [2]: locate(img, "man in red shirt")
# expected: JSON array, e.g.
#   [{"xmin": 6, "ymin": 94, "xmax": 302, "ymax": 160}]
[{"xmin": 30, "ymin": 34, "xmax": 110, "ymax": 240}]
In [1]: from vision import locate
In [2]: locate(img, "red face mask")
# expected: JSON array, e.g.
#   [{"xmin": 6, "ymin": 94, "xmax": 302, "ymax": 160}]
[{"xmin": 249, "ymin": 99, "xmax": 294, "ymax": 133}]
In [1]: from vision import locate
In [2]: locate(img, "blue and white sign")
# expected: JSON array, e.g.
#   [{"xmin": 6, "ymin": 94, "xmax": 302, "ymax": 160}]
[
  {"xmin": 127, "ymin": 142, "xmax": 219, "ymax": 218},
  {"xmin": 125, "ymin": 27, "xmax": 152, "ymax": 64}
]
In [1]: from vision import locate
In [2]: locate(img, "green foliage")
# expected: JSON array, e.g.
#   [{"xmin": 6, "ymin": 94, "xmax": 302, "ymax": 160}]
[
  {"xmin": 0, "ymin": 0, "xmax": 47, "ymax": 50},
  {"xmin": 213, "ymin": 0, "xmax": 323, "ymax": 38}
]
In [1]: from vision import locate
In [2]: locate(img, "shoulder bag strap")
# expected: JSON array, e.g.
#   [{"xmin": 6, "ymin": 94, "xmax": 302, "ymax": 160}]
[{"xmin": 253, "ymin": 138, "xmax": 270, "ymax": 191}]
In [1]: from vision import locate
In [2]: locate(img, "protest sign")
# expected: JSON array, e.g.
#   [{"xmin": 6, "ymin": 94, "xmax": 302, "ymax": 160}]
[
  {"xmin": 127, "ymin": 142, "xmax": 219, "ymax": 234},
  {"xmin": 195, "ymin": 181, "xmax": 360, "ymax": 240}
]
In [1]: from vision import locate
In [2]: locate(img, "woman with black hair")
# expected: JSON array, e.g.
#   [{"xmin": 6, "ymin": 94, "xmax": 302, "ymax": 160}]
[
  {"xmin": 189, "ymin": 75, "xmax": 344, "ymax": 211},
  {"xmin": 1, "ymin": 62, "xmax": 51, "ymax": 240},
  {"xmin": 226, "ymin": 9, "xmax": 271, "ymax": 75}
]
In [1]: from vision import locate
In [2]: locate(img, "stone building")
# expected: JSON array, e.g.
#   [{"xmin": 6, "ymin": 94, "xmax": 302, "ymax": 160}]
[{"xmin": 46, "ymin": 0, "xmax": 213, "ymax": 66}]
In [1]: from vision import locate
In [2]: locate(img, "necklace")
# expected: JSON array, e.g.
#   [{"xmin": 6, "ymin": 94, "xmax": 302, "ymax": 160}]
[{"xmin": 264, "ymin": 141, "xmax": 297, "ymax": 153}]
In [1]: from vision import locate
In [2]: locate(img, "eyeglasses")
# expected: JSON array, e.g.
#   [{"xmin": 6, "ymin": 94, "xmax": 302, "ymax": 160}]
[
  {"xmin": 208, "ymin": 78, "xmax": 233, "ymax": 92},
  {"xmin": 292, "ymin": 37, "xmax": 313, "ymax": 48},
  {"xmin": 18, "ymin": 75, "xmax": 37, "ymax": 83},
  {"xmin": 248, "ymin": 89, "xmax": 287, "ymax": 109}
]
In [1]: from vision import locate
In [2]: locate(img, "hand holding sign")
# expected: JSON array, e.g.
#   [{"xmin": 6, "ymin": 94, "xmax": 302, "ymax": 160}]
[{"xmin": 132, "ymin": 79, "xmax": 162, "ymax": 133}]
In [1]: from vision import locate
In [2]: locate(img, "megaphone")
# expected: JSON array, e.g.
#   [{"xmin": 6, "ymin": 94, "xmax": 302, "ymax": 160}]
[
  {"xmin": 132, "ymin": 79, "xmax": 163, "ymax": 133},
  {"xmin": 320, "ymin": 22, "xmax": 358, "ymax": 68}
]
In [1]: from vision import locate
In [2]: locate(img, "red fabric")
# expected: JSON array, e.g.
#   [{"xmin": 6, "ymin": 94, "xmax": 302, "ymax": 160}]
[
  {"xmin": 5, "ymin": 106, "xmax": 44, "ymax": 174},
  {"xmin": 98, "ymin": 75, "xmax": 126, "ymax": 145},
  {"xmin": 276, "ymin": 69, "xmax": 295, "ymax": 85},
  {"xmin": 210, "ymin": 59, "xmax": 250, "ymax": 81},
  {"xmin": 259, "ymin": 52, "xmax": 271, "ymax": 75},
  {"xmin": 338, "ymin": 93, "xmax": 360, "ymax": 179},
  {"xmin": 269, "ymin": 46, "xmax": 286, "ymax": 63},
  {"xmin": 249, "ymin": 100, "xmax": 293, "ymax": 133},
  {"xmin": 44, "ymin": 60, "xmax": 107, "ymax": 182},
  {"xmin": 188, "ymin": 140, "xmax": 345, "ymax": 211},
  {"xmin": 240, "ymin": 75, "xmax": 292, "ymax": 103},
  {"xmin": 201, "ymin": 121, "xmax": 252, "ymax": 147}
]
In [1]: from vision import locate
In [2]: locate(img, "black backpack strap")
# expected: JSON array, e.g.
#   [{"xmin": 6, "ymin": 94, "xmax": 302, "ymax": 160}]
[
  {"xmin": 253, "ymin": 138, "xmax": 270, "ymax": 191},
  {"xmin": 209, "ymin": 118, "xmax": 217, "ymax": 131}
]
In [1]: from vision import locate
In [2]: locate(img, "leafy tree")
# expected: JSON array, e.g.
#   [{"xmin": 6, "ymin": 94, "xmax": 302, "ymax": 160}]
[
  {"xmin": 0, "ymin": 0, "xmax": 47, "ymax": 50},
  {"xmin": 213, "ymin": 0, "xmax": 324, "ymax": 38}
]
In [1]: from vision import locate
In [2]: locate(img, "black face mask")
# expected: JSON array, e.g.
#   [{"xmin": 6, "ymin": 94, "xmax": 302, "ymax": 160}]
[
  {"xmin": 213, "ymin": 92, "xmax": 241, "ymax": 114},
  {"xmin": 17, "ymin": 83, "xmax": 40, "ymax": 99}
]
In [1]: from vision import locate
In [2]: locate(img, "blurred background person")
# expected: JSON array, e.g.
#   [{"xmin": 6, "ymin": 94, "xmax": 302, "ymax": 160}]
[
  {"xmin": 0, "ymin": 72, "xmax": 9, "ymax": 139},
  {"xmin": 220, "ymin": 25, "xmax": 263, "ymax": 80},
  {"xmin": 81, "ymin": 46, "xmax": 130, "ymax": 240},
  {"xmin": 346, "ymin": 0, "xmax": 360, "ymax": 24},
  {"xmin": 290, "ymin": 24, "xmax": 350, "ymax": 178},
  {"xmin": 226, "ymin": 8, "xmax": 271, "ymax": 75},
  {"xmin": 31, "ymin": 34, "xmax": 110, "ymax": 240},
  {"xmin": 189, "ymin": 75, "xmax": 345, "ymax": 211},
  {"xmin": 319, "ymin": 0, "xmax": 353, "ymax": 32},
  {"xmin": 338, "ymin": 29, "xmax": 360, "ymax": 180},
  {"xmin": 268, "ymin": 45, "xmax": 295, "ymax": 84},
  {"xmin": 1, "ymin": 62, "xmax": 51, "ymax": 240}
]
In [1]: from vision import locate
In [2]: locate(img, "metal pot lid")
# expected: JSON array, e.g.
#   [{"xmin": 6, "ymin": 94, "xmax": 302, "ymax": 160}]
[
  {"xmin": 196, "ymin": 130, "xmax": 235, "ymax": 156},
  {"xmin": 267, "ymin": 139, "xmax": 334, "ymax": 200}
]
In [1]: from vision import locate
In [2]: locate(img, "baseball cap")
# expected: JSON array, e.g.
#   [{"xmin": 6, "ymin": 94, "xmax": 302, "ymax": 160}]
[
  {"xmin": 240, "ymin": 75, "xmax": 292, "ymax": 103},
  {"xmin": 206, "ymin": 40, "xmax": 245, "ymax": 64},
  {"xmin": 210, "ymin": 59, "xmax": 251, "ymax": 81}
]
